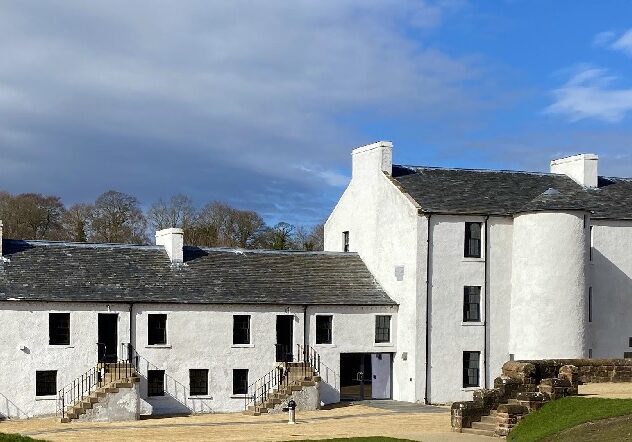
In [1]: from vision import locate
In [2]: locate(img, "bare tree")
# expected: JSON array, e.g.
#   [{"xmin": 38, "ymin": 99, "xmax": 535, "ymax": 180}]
[
  {"xmin": 89, "ymin": 190, "xmax": 147, "ymax": 244},
  {"xmin": 147, "ymin": 194, "xmax": 196, "ymax": 231},
  {"xmin": 62, "ymin": 203, "xmax": 93, "ymax": 242},
  {"xmin": 295, "ymin": 222, "xmax": 324, "ymax": 251},
  {"xmin": 0, "ymin": 192, "xmax": 65, "ymax": 240}
]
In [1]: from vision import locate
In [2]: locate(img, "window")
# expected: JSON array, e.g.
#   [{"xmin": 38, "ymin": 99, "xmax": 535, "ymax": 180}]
[
  {"xmin": 629, "ymin": 337, "xmax": 632, "ymax": 347},
  {"xmin": 588, "ymin": 349, "xmax": 593, "ymax": 359},
  {"xmin": 588, "ymin": 288, "xmax": 593, "ymax": 323},
  {"xmin": 343, "ymin": 231, "xmax": 349, "ymax": 252},
  {"xmin": 316, "ymin": 315, "xmax": 333, "ymax": 344},
  {"xmin": 625, "ymin": 352, "xmax": 632, "ymax": 359},
  {"xmin": 463, "ymin": 351, "xmax": 480, "ymax": 388},
  {"xmin": 147, "ymin": 370, "xmax": 165, "ymax": 396},
  {"xmin": 233, "ymin": 315, "xmax": 251, "ymax": 345},
  {"xmin": 375, "ymin": 315, "xmax": 391, "ymax": 343},
  {"xmin": 36, "ymin": 370, "xmax": 57, "ymax": 396},
  {"xmin": 590, "ymin": 226, "xmax": 594, "ymax": 261},
  {"xmin": 189, "ymin": 369, "xmax": 208, "ymax": 396},
  {"xmin": 233, "ymin": 369, "xmax": 248, "ymax": 395},
  {"xmin": 148, "ymin": 314, "xmax": 167, "ymax": 345},
  {"xmin": 49, "ymin": 313, "xmax": 70, "ymax": 345},
  {"xmin": 464, "ymin": 222, "xmax": 482, "ymax": 258},
  {"xmin": 463, "ymin": 286, "xmax": 481, "ymax": 322}
]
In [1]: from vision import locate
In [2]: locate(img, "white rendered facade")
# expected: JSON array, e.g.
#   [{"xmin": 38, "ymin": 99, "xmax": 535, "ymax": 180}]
[{"xmin": 325, "ymin": 141, "xmax": 632, "ymax": 404}]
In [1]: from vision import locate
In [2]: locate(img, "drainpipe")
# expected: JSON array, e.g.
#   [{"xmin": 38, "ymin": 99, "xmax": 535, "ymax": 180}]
[
  {"xmin": 424, "ymin": 213, "xmax": 432, "ymax": 405},
  {"xmin": 483, "ymin": 216, "xmax": 490, "ymax": 389},
  {"xmin": 128, "ymin": 303, "xmax": 135, "ymax": 361}
]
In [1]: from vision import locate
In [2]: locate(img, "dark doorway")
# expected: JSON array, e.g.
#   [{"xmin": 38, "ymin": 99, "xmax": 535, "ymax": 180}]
[
  {"xmin": 276, "ymin": 315, "xmax": 294, "ymax": 362},
  {"xmin": 98, "ymin": 313, "xmax": 118, "ymax": 363},
  {"xmin": 340, "ymin": 353, "xmax": 372, "ymax": 400}
]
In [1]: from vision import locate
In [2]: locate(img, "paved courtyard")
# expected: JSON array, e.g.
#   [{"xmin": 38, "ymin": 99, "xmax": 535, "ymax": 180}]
[{"xmin": 0, "ymin": 402, "xmax": 491, "ymax": 442}]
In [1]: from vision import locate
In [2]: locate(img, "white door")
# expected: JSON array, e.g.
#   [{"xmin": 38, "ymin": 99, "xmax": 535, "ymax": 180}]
[{"xmin": 371, "ymin": 353, "xmax": 391, "ymax": 399}]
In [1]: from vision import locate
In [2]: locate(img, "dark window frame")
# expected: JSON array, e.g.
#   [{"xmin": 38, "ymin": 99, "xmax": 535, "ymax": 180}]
[
  {"xmin": 463, "ymin": 286, "xmax": 481, "ymax": 322},
  {"xmin": 233, "ymin": 315, "xmax": 251, "ymax": 345},
  {"xmin": 588, "ymin": 288, "xmax": 593, "ymax": 323},
  {"xmin": 315, "ymin": 315, "xmax": 333, "ymax": 345},
  {"xmin": 36, "ymin": 370, "xmax": 57, "ymax": 396},
  {"xmin": 463, "ymin": 351, "xmax": 480, "ymax": 388},
  {"xmin": 49, "ymin": 313, "xmax": 70, "ymax": 346},
  {"xmin": 464, "ymin": 222, "xmax": 482, "ymax": 258},
  {"xmin": 343, "ymin": 231, "xmax": 350, "ymax": 252},
  {"xmin": 375, "ymin": 315, "xmax": 391, "ymax": 344},
  {"xmin": 189, "ymin": 369, "xmax": 209, "ymax": 396},
  {"xmin": 232, "ymin": 369, "xmax": 248, "ymax": 395},
  {"xmin": 148, "ymin": 314, "xmax": 167, "ymax": 345},
  {"xmin": 147, "ymin": 370, "xmax": 165, "ymax": 396}
]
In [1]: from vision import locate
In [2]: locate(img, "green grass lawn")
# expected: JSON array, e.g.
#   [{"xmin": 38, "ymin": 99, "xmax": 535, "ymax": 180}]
[
  {"xmin": 508, "ymin": 397, "xmax": 632, "ymax": 441},
  {"xmin": 0, "ymin": 434, "xmax": 44, "ymax": 442}
]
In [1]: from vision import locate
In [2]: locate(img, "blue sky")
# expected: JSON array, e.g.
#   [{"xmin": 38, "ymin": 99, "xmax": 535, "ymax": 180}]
[{"xmin": 1, "ymin": 1, "xmax": 631, "ymax": 226}]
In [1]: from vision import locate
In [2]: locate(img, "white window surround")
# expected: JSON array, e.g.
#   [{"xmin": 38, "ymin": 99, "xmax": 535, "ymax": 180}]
[
  {"xmin": 374, "ymin": 314, "xmax": 393, "ymax": 345},
  {"xmin": 34, "ymin": 396, "xmax": 56, "ymax": 401},
  {"xmin": 145, "ymin": 344, "xmax": 172, "ymax": 349},
  {"xmin": 461, "ymin": 322, "xmax": 484, "ymax": 327},
  {"xmin": 231, "ymin": 343, "xmax": 255, "ymax": 348}
]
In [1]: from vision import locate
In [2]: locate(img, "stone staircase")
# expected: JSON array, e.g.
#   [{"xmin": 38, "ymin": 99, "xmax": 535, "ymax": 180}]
[
  {"xmin": 244, "ymin": 362, "xmax": 321, "ymax": 416},
  {"xmin": 462, "ymin": 410, "xmax": 497, "ymax": 437},
  {"xmin": 59, "ymin": 362, "xmax": 140, "ymax": 423}
]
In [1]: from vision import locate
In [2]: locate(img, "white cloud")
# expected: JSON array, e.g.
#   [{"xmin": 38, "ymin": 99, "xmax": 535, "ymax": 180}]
[
  {"xmin": 611, "ymin": 29, "xmax": 632, "ymax": 57},
  {"xmin": 545, "ymin": 66, "xmax": 632, "ymax": 123},
  {"xmin": 592, "ymin": 30, "xmax": 616, "ymax": 47}
]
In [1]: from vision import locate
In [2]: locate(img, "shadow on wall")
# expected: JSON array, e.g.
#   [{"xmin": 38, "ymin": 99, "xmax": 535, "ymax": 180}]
[
  {"xmin": 135, "ymin": 357, "xmax": 214, "ymax": 416},
  {"xmin": 592, "ymin": 249, "xmax": 632, "ymax": 357},
  {"xmin": 318, "ymin": 362, "xmax": 341, "ymax": 405},
  {"xmin": 0, "ymin": 392, "xmax": 29, "ymax": 419}
]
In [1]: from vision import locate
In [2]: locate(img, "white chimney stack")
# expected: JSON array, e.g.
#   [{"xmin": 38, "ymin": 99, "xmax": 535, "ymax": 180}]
[
  {"xmin": 155, "ymin": 228, "xmax": 184, "ymax": 264},
  {"xmin": 351, "ymin": 141, "xmax": 393, "ymax": 180},
  {"xmin": 550, "ymin": 154, "xmax": 599, "ymax": 188}
]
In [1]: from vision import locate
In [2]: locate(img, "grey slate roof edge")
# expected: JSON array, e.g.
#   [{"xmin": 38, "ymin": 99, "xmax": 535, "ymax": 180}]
[{"xmin": 0, "ymin": 297, "xmax": 398, "ymax": 306}]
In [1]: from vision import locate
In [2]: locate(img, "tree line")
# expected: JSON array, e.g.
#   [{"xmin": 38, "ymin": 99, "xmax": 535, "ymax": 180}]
[{"xmin": 0, "ymin": 190, "xmax": 324, "ymax": 251}]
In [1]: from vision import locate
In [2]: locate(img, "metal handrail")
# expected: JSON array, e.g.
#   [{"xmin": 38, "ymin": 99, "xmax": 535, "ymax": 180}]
[
  {"xmin": 56, "ymin": 344, "xmax": 138, "ymax": 419},
  {"xmin": 244, "ymin": 344, "xmax": 321, "ymax": 411}
]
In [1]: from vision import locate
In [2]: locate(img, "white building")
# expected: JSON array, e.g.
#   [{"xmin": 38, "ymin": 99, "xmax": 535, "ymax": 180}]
[
  {"xmin": 325, "ymin": 141, "xmax": 632, "ymax": 404},
  {"xmin": 1, "ymin": 141, "xmax": 631, "ymax": 419}
]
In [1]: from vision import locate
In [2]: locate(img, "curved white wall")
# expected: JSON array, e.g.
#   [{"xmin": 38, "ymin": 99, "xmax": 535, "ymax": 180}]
[{"xmin": 509, "ymin": 211, "xmax": 588, "ymax": 359}]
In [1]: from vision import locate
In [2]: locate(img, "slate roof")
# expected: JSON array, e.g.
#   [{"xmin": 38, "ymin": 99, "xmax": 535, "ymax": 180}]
[
  {"xmin": 391, "ymin": 165, "xmax": 632, "ymax": 219},
  {"xmin": 0, "ymin": 240, "xmax": 395, "ymax": 305}
]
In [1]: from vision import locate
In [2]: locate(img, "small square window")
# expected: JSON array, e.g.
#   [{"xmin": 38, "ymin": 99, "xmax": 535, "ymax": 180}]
[
  {"xmin": 463, "ymin": 287, "xmax": 481, "ymax": 322},
  {"xmin": 464, "ymin": 222, "xmax": 482, "ymax": 258},
  {"xmin": 343, "ymin": 231, "xmax": 349, "ymax": 252},
  {"xmin": 624, "ymin": 352, "xmax": 632, "ymax": 359},
  {"xmin": 148, "ymin": 370, "xmax": 165, "ymax": 396},
  {"xmin": 588, "ymin": 288, "xmax": 593, "ymax": 323},
  {"xmin": 233, "ymin": 369, "xmax": 248, "ymax": 395},
  {"xmin": 148, "ymin": 314, "xmax": 167, "ymax": 345},
  {"xmin": 375, "ymin": 315, "xmax": 391, "ymax": 343},
  {"xmin": 233, "ymin": 315, "xmax": 251, "ymax": 345},
  {"xmin": 629, "ymin": 337, "xmax": 632, "ymax": 348},
  {"xmin": 36, "ymin": 370, "xmax": 57, "ymax": 396},
  {"xmin": 189, "ymin": 369, "xmax": 208, "ymax": 396},
  {"xmin": 49, "ymin": 313, "xmax": 70, "ymax": 345},
  {"xmin": 316, "ymin": 315, "xmax": 333, "ymax": 344},
  {"xmin": 463, "ymin": 351, "xmax": 480, "ymax": 388}
]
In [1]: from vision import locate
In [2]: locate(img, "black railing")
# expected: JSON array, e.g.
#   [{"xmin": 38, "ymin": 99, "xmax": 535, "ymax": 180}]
[
  {"xmin": 245, "ymin": 344, "xmax": 321, "ymax": 411},
  {"xmin": 57, "ymin": 343, "xmax": 138, "ymax": 419}
]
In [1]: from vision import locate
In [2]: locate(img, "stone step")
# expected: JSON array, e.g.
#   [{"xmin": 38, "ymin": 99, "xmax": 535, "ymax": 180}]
[
  {"xmin": 462, "ymin": 427, "xmax": 495, "ymax": 437},
  {"xmin": 480, "ymin": 415, "xmax": 496, "ymax": 424},
  {"xmin": 472, "ymin": 421, "xmax": 496, "ymax": 431},
  {"xmin": 507, "ymin": 398, "xmax": 519, "ymax": 405},
  {"xmin": 242, "ymin": 410, "xmax": 260, "ymax": 416}
]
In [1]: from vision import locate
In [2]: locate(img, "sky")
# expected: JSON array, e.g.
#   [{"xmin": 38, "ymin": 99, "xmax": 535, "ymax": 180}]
[{"xmin": 1, "ymin": 1, "xmax": 632, "ymax": 226}]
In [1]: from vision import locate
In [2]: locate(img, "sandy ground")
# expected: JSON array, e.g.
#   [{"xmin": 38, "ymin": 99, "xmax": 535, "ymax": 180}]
[
  {"xmin": 0, "ymin": 403, "xmax": 492, "ymax": 442},
  {"xmin": 579, "ymin": 383, "xmax": 632, "ymax": 399}
]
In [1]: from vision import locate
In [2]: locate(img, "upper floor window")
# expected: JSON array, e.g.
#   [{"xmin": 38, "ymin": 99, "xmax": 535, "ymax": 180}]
[
  {"xmin": 316, "ymin": 315, "xmax": 333, "ymax": 344},
  {"xmin": 375, "ymin": 315, "xmax": 391, "ymax": 343},
  {"xmin": 590, "ymin": 226, "xmax": 594, "ymax": 261},
  {"xmin": 464, "ymin": 222, "xmax": 482, "ymax": 258},
  {"xmin": 343, "ymin": 231, "xmax": 350, "ymax": 252},
  {"xmin": 233, "ymin": 369, "xmax": 248, "ymax": 395},
  {"xmin": 463, "ymin": 287, "xmax": 481, "ymax": 322},
  {"xmin": 463, "ymin": 351, "xmax": 480, "ymax": 388},
  {"xmin": 148, "ymin": 314, "xmax": 167, "ymax": 345},
  {"xmin": 148, "ymin": 370, "xmax": 165, "ymax": 396},
  {"xmin": 233, "ymin": 315, "xmax": 251, "ymax": 345},
  {"xmin": 189, "ymin": 369, "xmax": 209, "ymax": 396},
  {"xmin": 49, "ymin": 313, "xmax": 70, "ymax": 345},
  {"xmin": 36, "ymin": 370, "xmax": 57, "ymax": 396}
]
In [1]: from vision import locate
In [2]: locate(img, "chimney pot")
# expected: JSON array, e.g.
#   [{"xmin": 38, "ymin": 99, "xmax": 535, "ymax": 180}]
[{"xmin": 155, "ymin": 227, "xmax": 184, "ymax": 264}]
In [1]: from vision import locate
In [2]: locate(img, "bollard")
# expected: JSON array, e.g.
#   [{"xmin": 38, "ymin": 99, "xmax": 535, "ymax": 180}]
[{"xmin": 287, "ymin": 399, "xmax": 297, "ymax": 424}]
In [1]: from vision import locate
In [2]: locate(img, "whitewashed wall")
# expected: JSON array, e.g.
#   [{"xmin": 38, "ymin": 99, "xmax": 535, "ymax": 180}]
[
  {"xmin": 589, "ymin": 219, "xmax": 632, "ymax": 358},
  {"xmin": 0, "ymin": 302, "xmax": 131, "ymax": 418},
  {"xmin": 325, "ymin": 141, "xmax": 426, "ymax": 403}
]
